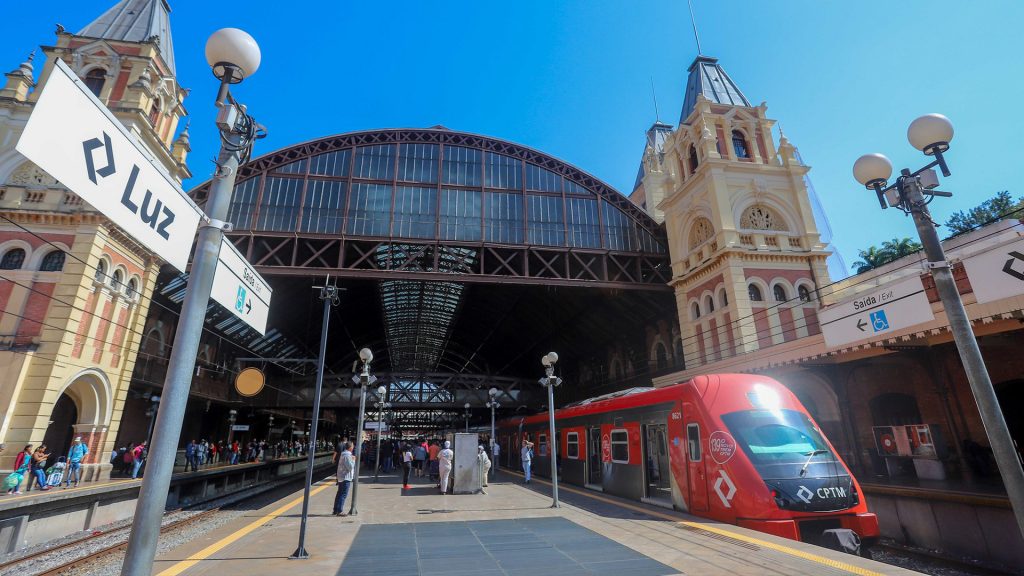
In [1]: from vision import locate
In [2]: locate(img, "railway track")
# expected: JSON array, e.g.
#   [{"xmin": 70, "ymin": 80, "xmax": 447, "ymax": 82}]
[{"xmin": 0, "ymin": 507, "xmax": 219, "ymax": 576}]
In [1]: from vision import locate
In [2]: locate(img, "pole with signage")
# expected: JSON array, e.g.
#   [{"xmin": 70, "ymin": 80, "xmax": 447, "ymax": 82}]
[{"xmin": 119, "ymin": 29, "xmax": 265, "ymax": 575}]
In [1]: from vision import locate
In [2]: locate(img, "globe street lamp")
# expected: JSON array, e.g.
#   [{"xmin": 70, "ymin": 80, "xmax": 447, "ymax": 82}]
[
  {"xmin": 487, "ymin": 387, "xmax": 501, "ymax": 478},
  {"xmin": 463, "ymin": 403, "xmax": 473, "ymax": 433},
  {"xmin": 121, "ymin": 28, "xmax": 264, "ymax": 576},
  {"xmin": 226, "ymin": 409, "xmax": 238, "ymax": 445},
  {"xmin": 853, "ymin": 114, "xmax": 1024, "ymax": 539},
  {"xmin": 349, "ymin": 348, "xmax": 376, "ymax": 515},
  {"xmin": 373, "ymin": 386, "xmax": 390, "ymax": 482},
  {"xmin": 540, "ymin": 352, "xmax": 562, "ymax": 508}
]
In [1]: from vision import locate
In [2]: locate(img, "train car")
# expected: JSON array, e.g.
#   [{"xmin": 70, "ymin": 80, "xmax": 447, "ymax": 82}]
[{"xmin": 497, "ymin": 373, "xmax": 878, "ymax": 550}]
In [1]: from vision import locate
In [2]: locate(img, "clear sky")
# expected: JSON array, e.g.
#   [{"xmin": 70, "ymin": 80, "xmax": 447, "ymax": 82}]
[{"xmin": 1, "ymin": 1, "xmax": 1018, "ymax": 273}]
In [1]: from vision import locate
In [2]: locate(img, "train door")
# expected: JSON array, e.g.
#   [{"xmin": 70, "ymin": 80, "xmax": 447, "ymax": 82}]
[
  {"xmin": 587, "ymin": 427, "xmax": 602, "ymax": 486},
  {"xmin": 686, "ymin": 421, "xmax": 709, "ymax": 512},
  {"xmin": 643, "ymin": 423, "xmax": 671, "ymax": 503}
]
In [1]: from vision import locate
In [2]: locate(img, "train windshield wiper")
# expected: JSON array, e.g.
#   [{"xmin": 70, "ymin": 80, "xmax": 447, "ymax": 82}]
[{"xmin": 799, "ymin": 449, "xmax": 828, "ymax": 477}]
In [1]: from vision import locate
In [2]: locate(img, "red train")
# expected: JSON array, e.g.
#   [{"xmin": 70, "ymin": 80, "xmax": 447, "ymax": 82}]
[{"xmin": 497, "ymin": 373, "xmax": 878, "ymax": 550}]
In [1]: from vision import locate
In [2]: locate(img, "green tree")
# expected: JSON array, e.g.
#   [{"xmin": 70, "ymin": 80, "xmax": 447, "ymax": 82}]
[
  {"xmin": 944, "ymin": 191, "xmax": 1022, "ymax": 235},
  {"xmin": 851, "ymin": 237, "xmax": 922, "ymax": 274}
]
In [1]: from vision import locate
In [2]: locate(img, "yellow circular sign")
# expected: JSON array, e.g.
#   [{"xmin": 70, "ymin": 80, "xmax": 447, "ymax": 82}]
[{"xmin": 235, "ymin": 367, "xmax": 265, "ymax": 397}]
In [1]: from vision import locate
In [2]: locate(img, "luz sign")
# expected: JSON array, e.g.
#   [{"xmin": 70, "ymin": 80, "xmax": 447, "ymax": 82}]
[
  {"xmin": 962, "ymin": 236, "xmax": 1024, "ymax": 304},
  {"xmin": 15, "ymin": 60, "xmax": 201, "ymax": 272}
]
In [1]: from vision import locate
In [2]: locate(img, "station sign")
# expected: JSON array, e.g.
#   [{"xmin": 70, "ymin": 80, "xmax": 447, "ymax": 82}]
[
  {"xmin": 364, "ymin": 422, "xmax": 389, "ymax": 432},
  {"xmin": 231, "ymin": 424, "xmax": 250, "ymax": 432},
  {"xmin": 962, "ymin": 236, "xmax": 1024, "ymax": 304},
  {"xmin": 211, "ymin": 238, "xmax": 272, "ymax": 335},
  {"xmin": 819, "ymin": 275, "xmax": 934, "ymax": 348},
  {"xmin": 15, "ymin": 59, "xmax": 201, "ymax": 272}
]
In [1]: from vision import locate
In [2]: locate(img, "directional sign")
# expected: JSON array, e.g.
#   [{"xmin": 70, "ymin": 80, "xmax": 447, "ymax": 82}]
[
  {"xmin": 211, "ymin": 238, "xmax": 272, "ymax": 334},
  {"xmin": 818, "ymin": 275, "xmax": 935, "ymax": 348},
  {"xmin": 230, "ymin": 424, "xmax": 250, "ymax": 432},
  {"xmin": 962, "ymin": 236, "xmax": 1024, "ymax": 304},
  {"xmin": 15, "ymin": 59, "xmax": 202, "ymax": 272}
]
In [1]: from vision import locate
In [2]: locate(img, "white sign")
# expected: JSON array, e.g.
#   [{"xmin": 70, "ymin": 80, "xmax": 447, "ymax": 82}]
[
  {"xmin": 15, "ymin": 59, "xmax": 202, "ymax": 272},
  {"xmin": 211, "ymin": 238, "xmax": 272, "ymax": 335},
  {"xmin": 819, "ymin": 275, "xmax": 935, "ymax": 348},
  {"xmin": 364, "ymin": 422, "xmax": 389, "ymax": 432},
  {"xmin": 231, "ymin": 424, "xmax": 250, "ymax": 432},
  {"xmin": 962, "ymin": 236, "xmax": 1024, "ymax": 304}
]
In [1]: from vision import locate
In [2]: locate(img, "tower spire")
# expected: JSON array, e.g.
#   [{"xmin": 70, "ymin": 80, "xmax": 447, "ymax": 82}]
[
  {"xmin": 78, "ymin": 0, "xmax": 175, "ymax": 74},
  {"xmin": 687, "ymin": 0, "xmax": 703, "ymax": 56}
]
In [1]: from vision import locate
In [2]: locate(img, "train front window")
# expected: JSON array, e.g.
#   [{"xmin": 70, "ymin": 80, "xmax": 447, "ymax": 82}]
[{"xmin": 722, "ymin": 409, "xmax": 839, "ymax": 479}]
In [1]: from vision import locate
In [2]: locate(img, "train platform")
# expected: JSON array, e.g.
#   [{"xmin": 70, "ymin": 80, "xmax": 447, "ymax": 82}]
[{"xmin": 150, "ymin": 468, "xmax": 918, "ymax": 576}]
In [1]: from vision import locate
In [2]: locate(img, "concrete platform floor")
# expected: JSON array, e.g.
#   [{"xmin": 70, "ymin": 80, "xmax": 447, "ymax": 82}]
[{"xmin": 150, "ymin": 468, "xmax": 922, "ymax": 576}]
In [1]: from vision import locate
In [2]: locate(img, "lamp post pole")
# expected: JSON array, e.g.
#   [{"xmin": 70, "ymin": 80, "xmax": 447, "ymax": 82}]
[
  {"xmin": 540, "ymin": 353, "xmax": 562, "ymax": 508},
  {"xmin": 120, "ymin": 28, "xmax": 264, "ymax": 576},
  {"xmin": 349, "ymin": 349, "xmax": 375, "ymax": 515},
  {"xmin": 854, "ymin": 114, "xmax": 1024, "ymax": 540},
  {"xmin": 290, "ymin": 284, "xmax": 338, "ymax": 559},
  {"xmin": 144, "ymin": 395, "xmax": 160, "ymax": 450},
  {"xmin": 487, "ymin": 387, "xmax": 500, "ymax": 479},
  {"xmin": 227, "ymin": 409, "xmax": 237, "ymax": 446},
  {"xmin": 373, "ymin": 393, "xmax": 389, "ymax": 482},
  {"xmin": 464, "ymin": 403, "xmax": 471, "ymax": 433}
]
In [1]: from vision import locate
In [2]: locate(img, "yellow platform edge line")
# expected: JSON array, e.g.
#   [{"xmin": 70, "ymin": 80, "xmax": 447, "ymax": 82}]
[
  {"xmin": 155, "ymin": 481, "xmax": 333, "ymax": 576},
  {"xmin": 507, "ymin": 470, "xmax": 885, "ymax": 576}
]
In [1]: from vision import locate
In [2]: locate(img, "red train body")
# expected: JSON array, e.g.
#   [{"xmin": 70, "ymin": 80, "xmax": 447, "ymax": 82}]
[{"xmin": 497, "ymin": 373, "xmax": 879, "ymax": 547}]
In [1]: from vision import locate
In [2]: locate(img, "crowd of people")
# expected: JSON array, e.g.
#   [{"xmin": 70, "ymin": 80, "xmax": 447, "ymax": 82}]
[
  {"xmin": 3, "ymin": 437, "xmax": 91, "ymax": 494},
  {"xmin": 329, "ymin": 435, "xmax": 497, "ymax": 516}
]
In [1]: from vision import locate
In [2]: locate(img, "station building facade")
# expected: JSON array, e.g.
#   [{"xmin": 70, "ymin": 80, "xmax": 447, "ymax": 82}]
[{"xmin": 0, "ymin": 0, "xmax": 190, "ymax": 477}]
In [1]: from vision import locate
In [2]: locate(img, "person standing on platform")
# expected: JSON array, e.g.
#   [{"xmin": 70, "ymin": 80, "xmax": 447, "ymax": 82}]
[
  {"xmin": 131, "ymin": 441, "xmax": 147, "ymax": 479},
  {"xmin": 428, "ymin": 440, "xmax": 441, "ymax": 482},
  {"xmin": 478, "ymin": 445, "xmax": 491, "ymax": 488},
  {"xmin": 521, "ymin": 440, "xmax": 533, "ymax": 484},
  {"xmin": 438, "ymin": 441, "xmax": 454, "ymax": 495},
  {"xmin": 333, "ymin": 441, "xmax": 355, "ymax": 516},
  {"xmin": 65, "ymin": 437, "xmax": 88, "ymax": 488},
  {"xmin": 5, "ymin": 445, "xmax": 32, "ymax": 494},
  {"xmin": 401, "ymin": 443, "xmax": 413, "ymax": 489},
  {"xmin": 491, "ymin": 441, "xmax": 500, "ymax": 471},
  {"xmin": 413, "ymin": 441, "xmax": 427, "ymax": 478},
  {"xmin": 122, "ymin": 444, "xmax": 134, "ymax": 475}
]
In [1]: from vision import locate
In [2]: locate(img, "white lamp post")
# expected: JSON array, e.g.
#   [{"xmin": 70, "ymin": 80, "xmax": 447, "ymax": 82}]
[
  {"xmin": 121, "ymin": 29, "xmax": 264, "ymax": 575},
  {"xmin": 853, "ymin": 114, "xmax": 1024, "ymax": 540},
  {"xmin": 349, "ymin": 348, "xmax": 375, "ymax": 515},
  {"xmin": 540, "ymin": 352, "xmax": 562, "ymax": 508},
  {"xmin": 487, "ymin": 387, "xmax": 500, "ymax": 478},
  {"xmin": 374, "ymin": 385, "xmax": 390, "ymax": 482}
]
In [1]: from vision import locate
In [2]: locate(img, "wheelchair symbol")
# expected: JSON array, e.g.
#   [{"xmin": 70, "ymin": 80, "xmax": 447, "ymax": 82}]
[{"xmin": 870, "ymin": 310, "xmax": 889, "ymax": 332}]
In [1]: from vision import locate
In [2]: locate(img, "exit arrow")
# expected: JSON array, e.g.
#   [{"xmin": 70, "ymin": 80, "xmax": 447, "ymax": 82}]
[
  {"xmin": 245, "ymin": 299, "xmax": 252, "ymax": 314},
  {"xmin": 1003, "ymin": 251, "xmax": 1024, "ymax": 281},
  {"xmin": 856, "ymin": 318, "xmax": 868, "ymax": 332}
]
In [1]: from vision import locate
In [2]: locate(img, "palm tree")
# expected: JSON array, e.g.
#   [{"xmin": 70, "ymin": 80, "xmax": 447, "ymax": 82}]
[
  {"xmin": 851, "ymin": 245, "xmax": 889, "ymax": 274},
  {"xmin": 881, "ymin": 237, "xmax": 922, "ymax": 259}
]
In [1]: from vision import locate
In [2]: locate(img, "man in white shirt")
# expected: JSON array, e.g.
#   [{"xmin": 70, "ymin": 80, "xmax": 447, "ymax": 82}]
[
  {"xmin": 438, "ymin": 441, "xmax": 454, "ymax": 495},
  {"xmin": 521, "ymin": 440, "xmax": 533, "ymax": 483},
  {"xmin": 333, "ymin": 442, "xmax": 355, "ymax": 516}
]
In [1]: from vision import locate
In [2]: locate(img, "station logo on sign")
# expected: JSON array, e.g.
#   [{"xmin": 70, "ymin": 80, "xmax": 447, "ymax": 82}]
[
  {"xmin": 709, "ymin": 431, "xmax": 737, "ymax": 464},
  {"xmin": 963, "ymin": 236, "xmax": 1024, "ymax": 304}
]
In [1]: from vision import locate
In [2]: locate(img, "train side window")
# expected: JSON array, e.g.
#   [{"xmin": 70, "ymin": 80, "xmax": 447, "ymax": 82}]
[
  {"xmin": 687, "ymin": 423, "xmax": 702, "ymax": 462},
  {"xmin": 566, "ymin": 432, "xmax": 579, "ymax": 459},
  {"xmin": 538, "ymin": 434, "xmax": 548, "ymax": 457},
  {"xmin": 611, "ymin": 429, "xmax": 629, "ymax": 463}
]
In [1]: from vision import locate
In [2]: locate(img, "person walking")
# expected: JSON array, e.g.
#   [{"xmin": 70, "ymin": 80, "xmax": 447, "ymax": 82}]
[
  {"xmin": 521, "ymin": 440, "xmax": 534, "ymax": 484},
  {"xmin": 131, "ymin": 441, "xmax": 147, "ymax": 479},
  {"xmin": 333, "ymin": 441, "xmax": 355, "ymax": 516},
  {"xmin": 184, "ymin": 440, "xmax": 197, "ymax": 472},
  {"xmin": 478, "ymin": 445, "xmax": 491, "ymax": 488},
  {"xmin": 401, "ymin": 443, "xmax": 413, "ymax": 489},
  {"xmin": 438, "ymin": 440, "xmax": 454, "ymax": 495},
  {"xmin": 27, "ymin": 446, "xmax": 50, "ymax": 491},
  {"xmin": 427, "ymin": 440, "xmax": 440, "ymax": 482},
  {"xmin": 65, "ymin": 437, "xmax": 88, "ymax": 488},
  {"xmin": 491, "ymin": 440, "xmax": 500, "ymax": 471},
  {"xmin": 122, "ymin": 444, "xmax": 134, "ymax": 475},
  {"xmin": 413, "ymin": 441, "xmax": 427, "ymax": 478}
]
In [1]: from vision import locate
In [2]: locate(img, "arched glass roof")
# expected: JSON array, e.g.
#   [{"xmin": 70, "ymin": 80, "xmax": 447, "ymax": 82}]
[{"xmin": 191, "ymin": 128, "xmax": 667, "ymax": 255}]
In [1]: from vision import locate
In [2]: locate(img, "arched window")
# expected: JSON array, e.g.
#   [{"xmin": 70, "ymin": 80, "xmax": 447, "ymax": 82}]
[
  {"xmin": 691, "ymin": 302, "xmax": 701, "ymax": 319},
  {"xmin": 655, "ymin": 343, "xmax": 668, "ymax": 371},
  {"xmin": 705, "ymin": 295, "xmax": 715, "ymax": 314},
  {"xmin": 0, "ymin": 248, "xmax": 26, "ymax": 270},
  {"xmin": 688, "ymin": 145, "xmax": 698, "ymax": 173},
  {"xmin": 83, "ymin": 68, "xmax": 106, "ymax": 97},
  {"xmin": 688, "ymin": 217, "xmax": 714, "ymax": 249},
  {"xmin": 719, "ymin": 290, "xmax": 728, "ymax": 307},
  {"xmin": 748, "ymin": 284, "xmax": 763, "ymax": 302},
  {"xmin": 773, "ymin": 284, "xmax": 787, "ymax": 302},
  {"xmin": 112, "ymin": 269, "xmax": 123, "ymax": 289},
  {"xmin": 126, "ymin": 278, "xmax": 139, "ymax": 298},
  {"xmin": 798, "ymin": 285, "xmax": 812, "ymax": 303},
  {"xmin": 732, "ymin": 130, "xmax": 750, "ymax": 159},
  {"xmin": 94, "ymin": 259, "xmax": 107, "ymax": 282},
  {"xmin": 39, "ymin": 250, "xmax": 65, "ymax": 272},
  {"xmin": 741, "ymin": 205, "xmax": 787, "ymax": 231}
]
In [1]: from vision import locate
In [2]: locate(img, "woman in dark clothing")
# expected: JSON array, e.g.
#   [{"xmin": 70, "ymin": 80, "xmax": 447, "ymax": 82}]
[{"xmin": 401, "ymin": 443, "xmax": 413, "ymax": 489}]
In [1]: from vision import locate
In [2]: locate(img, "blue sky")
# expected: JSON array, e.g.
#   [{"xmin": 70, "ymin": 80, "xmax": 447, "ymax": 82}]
[{"xmin": 1, "ymin": 1, "xmax": 1018, "ymax": 274}]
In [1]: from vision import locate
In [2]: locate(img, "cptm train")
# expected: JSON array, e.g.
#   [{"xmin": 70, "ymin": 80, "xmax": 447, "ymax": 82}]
[{"xmin": 497, "ymin": 373, "xmax": 879, "ymax": 551}]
